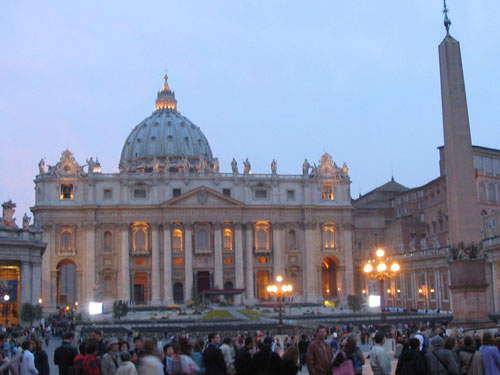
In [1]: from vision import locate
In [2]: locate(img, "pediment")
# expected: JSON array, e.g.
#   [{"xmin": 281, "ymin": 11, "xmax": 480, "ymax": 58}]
[{"xmin": 162, "ymin": 186, "xmax": 245, "ymax": 207}]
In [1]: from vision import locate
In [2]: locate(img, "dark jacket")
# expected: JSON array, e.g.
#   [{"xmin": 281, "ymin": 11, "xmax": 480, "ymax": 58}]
[
  {"xmin": 203, "ymin": 343, "xmax": 227, "ymax": 375},
  {"xmin": 395, "ymin": 348, "xmax": 427, "ymax": 375},
  {"xmin": 250, "ymin": 346, "xmax": 282, "ymax": 375},
  {"xmin": 234, "ymin": 346, "xmax": 252, "ymax": 375},
  {"xmin": 54, "ymin": 342, "xmax": 78, "ymax": 375},
  {"xmin": 34, "ymin": 350, "xmax": 50, "ymax": 375},
  {"xmin": 282, "ymin": 358, "xmax": 300, "ymax": 375}
]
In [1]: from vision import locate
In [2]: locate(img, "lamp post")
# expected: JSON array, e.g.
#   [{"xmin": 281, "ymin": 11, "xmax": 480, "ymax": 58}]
[
  {"xmin": 3, "ymin": 294, "xmax": 10, "ymax": 326},
  {"xmin": 266, "ymin": 275, "xmax": 293, "ymax": 333},
  {"xmin": 363, "ymin": 248, "xmax": 400, "ymax": 333}
]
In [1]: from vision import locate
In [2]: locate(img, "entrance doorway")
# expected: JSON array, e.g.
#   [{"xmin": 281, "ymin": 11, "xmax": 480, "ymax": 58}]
[
  {"xmin": 256, "ymin": 271, "xmax": 270, "ymax": 301},
  {"xmin": 56, "ymin": 260, "xmax": 77, "ymax": 306},
  {"xmin": 321, "ymin": 257, "xmax": 338, "ymax": 299},
  {"xmin": 133, "ymin": 272, "xmax": 148, "ymax": 304},
  {"xmin": 197, "ymin": 271, "xmax": 210, "ymax": 294},
  {"xmin": 173, "ymin": 282, "xmax": 184, "ymax": 303}
]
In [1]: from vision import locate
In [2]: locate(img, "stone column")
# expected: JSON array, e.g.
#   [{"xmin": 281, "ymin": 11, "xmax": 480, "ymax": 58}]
[
  {"xmin": 272, "ymin": 223, "xmax": 283, "ymax": 278},
  {"xmin": 492, "ymin": 262, "xmax": 500, "ymax": 313},
  {"xmin": 120, "ymin": 224, "xmax": 131, "ymax": 301},
  {"xmin": 163, "ymin": 223, "xmax": 173, "ymax": 305},
  {"xmin": 151, "ymin": 223, "xmax": 161, "ymax": 305},
  {"xmin": 245, "ymin": 223, "xmax": 255, "ymax": 303},
  {"xmin": 85, "ymin": 223, "xmax": 96, "ymax": 304},
  {"xmin": 41, "ymin": 225, "xmax": 54, "ymax": 310},
  {"xmin": 31, "ymin": 262, "xmax": 42, "ymax": 304},
  {"xmin": 435, "ymin": 269, "xmax": 442, "ymax": 310},
  {"xmin": 234, "ymin": 223, "xmax": 244, "ymax": 304},
  {"xmin": 303, "ymin": 223, "xmax": 318, "ymax": 302},
  {"xmin": 343, "ymin": 224, "xmax": 355, "ymax": 297},
  {"xmin": 20, "ymin": 262, "xmax": 32, "ymax": 304},
  {"xmin": 214, "ymin": 223, "xmax": 223, "ymax": 289},
  {"xmin": 184, "ymin": 223, "xmax": 193, "ymax": 302}
]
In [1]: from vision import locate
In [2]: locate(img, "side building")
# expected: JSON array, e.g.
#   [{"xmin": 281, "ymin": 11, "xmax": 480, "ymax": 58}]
[{"xmin": 32, "ymin": 76, "xmax": 356, "ymax": 313}]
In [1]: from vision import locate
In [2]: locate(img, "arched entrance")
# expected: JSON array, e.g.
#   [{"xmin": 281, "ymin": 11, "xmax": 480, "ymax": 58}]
[
  {"xmin": 256, "ymin": 271, "xmax": 270, "ymax": 301},
  {"xmin": 321, "ymin": 256, "xmax": 339, "ymax": 299},
  {"xmin": 133, "ymin": 272, "xmax": 148, "ymax": 305},
  {"xmin": 56, "ymin": 260, "xmax": 77, "ymax": 306},
  {"xmin": 197, "ymin": 271, "xmax": 210, "ymax": 294},
  {"xmin": 173, "ymin": 282, "xmax": 184, "ymax": 303}
]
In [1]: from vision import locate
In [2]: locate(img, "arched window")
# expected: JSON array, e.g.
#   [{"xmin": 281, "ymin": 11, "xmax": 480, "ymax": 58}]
[
  {"xmin": 288, "ymin": 229, "xmax": 297, "ymax": 250},
  {"xmin": 103, "ymin": 231, "xmax": 112, "ymax": 252},
  {"xmin": 135, "ymin": 230, "xmax": 146, "ymax": 251},
  {"xmin": 488, "ymin": 183, "xmax": 497, "ymax": 201},
  {"xmin": 255, "ymin": 222, "xmax": 270, "ymax": 251},
  {"xmin": 61, "ymin": 231, "xmax": 72, "ymax": 251},
  {"xmin": 174, "ymin": 282, "xmax": 184, "ymax": 303},
  {"xmin": 196, "ymin": 228, "xmax": 208, "ymax": 250},
  {"xmin": 478, "ymin": 182, "xmax": 486, "ymax": 201},
  {"xmin": 224, "ymin": 281, "xmax": 233, "ymax": 290},
  {"xmin": 223, "ymin": 228, "xmax": 233, "ymax": 250},
  {"xmin": 173, "ymin": 228, "xmax": 183, "ymax": 252},
  {"xmin": 323, "ymin": 224, "xmax": 335, "ymax": 249}
]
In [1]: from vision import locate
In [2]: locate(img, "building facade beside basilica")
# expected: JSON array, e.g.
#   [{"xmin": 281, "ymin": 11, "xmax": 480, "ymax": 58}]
[{"xmin": 33, "ymin": 76, "xmax": 355, "ymax": 312}]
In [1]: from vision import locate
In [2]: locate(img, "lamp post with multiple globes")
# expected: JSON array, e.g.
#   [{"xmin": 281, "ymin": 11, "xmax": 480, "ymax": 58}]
[
  {"xmin": 266, "ymin": 275, "xmax": 293, "ymax": 333},
  {"xmin": 363, "ymin": 248, "xmax": 400, "ymax": 331},
  {"xmin": 3, "ymin": 294, "xmax": 10, "ymax": 326}
]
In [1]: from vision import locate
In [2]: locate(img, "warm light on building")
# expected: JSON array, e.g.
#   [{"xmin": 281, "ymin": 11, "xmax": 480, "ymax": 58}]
[
  {"xmin": 363, "ymin": 264, "xmax": 373, "ymax": 273},
  {"xmin": 376, "ymin": 248, "xmax": 385, "ymax": 258},
  {"xmin": 377, "ymin": 262, "xmax": 387, "ymax": 272}
]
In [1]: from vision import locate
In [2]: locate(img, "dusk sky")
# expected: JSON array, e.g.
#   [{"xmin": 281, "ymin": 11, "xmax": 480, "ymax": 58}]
[{"xmin": 1, "ymin": 1, "xmax": 499, "ymax": 221}]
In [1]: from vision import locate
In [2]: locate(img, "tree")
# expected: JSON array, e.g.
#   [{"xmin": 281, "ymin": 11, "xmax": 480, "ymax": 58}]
[
  {"xmin": 347, "ymin": 294, "xmax": 363, "ymax": 313},
  {"xmin": 21, "ymin": 303, "xmax": 43, "ymax": 326},
  {"xmin": 113, "ymin": 300, "xmax": 129, "ymax": 320}
]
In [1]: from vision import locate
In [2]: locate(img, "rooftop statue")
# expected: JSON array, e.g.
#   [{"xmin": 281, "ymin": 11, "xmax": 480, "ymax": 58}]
[
  {"xmin": 243, "ymin": 158, "xmax": 251, "ymax": 175},
  {"xmin": 302, "ymin": 159, "xmax": 310, "ymax": 176},
  {"xmin": 213, "ymin": 157, "xmax": 220, "ymax": 173},
  {"xmin": 271, "ymin": 159, "xmax": 277, "ymax": 175},
  {"xmin": 231, "ymin": 158, "xmax": 238, "ymax": 174},
  {"xmin": 22, "ymin": 213, "xmax": 30, "ymax": 230},
  {"xmin": 38, "ymin": 158, "xmax": 45, "ymax": 175},
  {"xmin": 1, "ymin": 200, "xmax": 17, "ymax": 228}
]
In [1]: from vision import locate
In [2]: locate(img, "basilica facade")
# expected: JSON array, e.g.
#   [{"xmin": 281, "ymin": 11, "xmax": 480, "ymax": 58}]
[{"xmin": 32, "ymin": 76, "xmax": 355, "ymax": 312}]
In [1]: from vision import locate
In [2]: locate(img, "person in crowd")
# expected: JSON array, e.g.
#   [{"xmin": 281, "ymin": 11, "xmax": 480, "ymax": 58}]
[
  {"xmin": 234, "ymin": 337, "xmax": 253, "ymax": 375},
  {"xmin": 250, "ymin": 337, "xmax": 281, "ymax": 375},
  {"xmin": 395, "ymin": 337, "xmax": 427, "ymax": 375},
  {"xmin": 282, "ymin": 346, "xmax": 300, "ymax": 375},
  {"xmin": 139, "ymin": 338, "xmax": 163, "ymax": 375},
  {"xmin": 133, "ymin": 338, "xmax": 145, "ymax": 360},
  {"xmin": 203, "ymin": 333, "xmax": 226, "ymax": 375},
  {"xmin": 163, "ymin": 344, "xmax": 174, "ymax": 375},
  {"xmin": 444, "ymin": 337, "xmax": 461, "ymax": 371},
  {"xmin": 101, "ymin": 338, "xmax": 122, "ymax": 375},
  {"xmin": 116, "ymin": 352, "xmax": 138, "ymax": 375},
  {"xmin": 425, "ymin": 335, "xmax": 459, "ymax": 375},
  {"xmin": 459, "ymin": 336, "xmax": 483, "ymax": 375},
  {"xmin": 74, "ymin": 342, "xmax": 87, "ymax": 375},
  {"xmin": 479, "ymin": 332, "xmax": 500, "ymax": 375},
  {"xmin": 369, "ymin": 333, "xmax": 391, "ymax": 375},
  {"xmin": 306, "ymin": 326, "xmax": 333, "ymax": 375},
  {"xmin": 191, "ymin": 339, "xmax": 205, "ymax": 375},
  {"xmin": 93, "ymin": 331, "xmax": 107, "ymax": 361},
  {"xmin": 171, "ymin": 338, "xmax": 198, "ymax": 375},
  {"xmin": 20, "ymin": 340, "xmax": 38, "ymax": 375},
  {"xmin": 54, "ymin": 332, "xmax": 78, "ymax": 375},
  {"xmin": 345, "ymin": 334, "xmax": 364, "ymax": 375},
  {"xmin": 33, "ymin": 339, "xmax": 49, "ymax": 375},
  {"xmin": 297, "ymin": 335, "xmax": 309, "ymax": 367},
  {"xmin": 83, "ymin": 339, "xmax": 101, "ymax": 375},
  {"xmin": 120, "ymin": 342, "xmax": 131, "ymax": 353},
  {"xmin": 332, "ymin": 335, "xmax": 355, "ymax": 375},
  {"xmin": 219, "ymin": 338, "xmax": 234, "ymax": 375}
]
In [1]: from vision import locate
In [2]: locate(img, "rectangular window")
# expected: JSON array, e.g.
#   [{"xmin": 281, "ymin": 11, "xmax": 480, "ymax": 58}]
[
  {"xmin": 286, "ymin": 190, "xmax": 295, "ymax": 200},
  {"xmin": 103, "ymin": 189, "xmax": 112, "ymax": 199},
  {"xmin": 173, "ymin": 258, "xmax": 183, "ymax": 265},
  {"xmin": 321, "ymin": 185, "xmax": 334, "ymax": 200},
  {"xmin": 135, "ymin": 259, "xmax": 146, "ymax": 266},
  {"xmin": 134, "ymin": 189, "xmax": 146, "ymax": 198},
  {"xmin": 255, "ymin": 189, "xmax": 268, "ymax": 199},
  {"xmin": 60, "ymin": 184, "xmax": 74, "ymax": 200},
  {"xmin": 223, "ymin": 188, "xmax": 231, "ymax": 197},
  {"xmin": 224, "ymin": 257, "xmax": 233, "ymax": 265},
  {"xmin": 173, "ymin": 188, "xmax": 181, "ymax": 197},
  {"xmin": 258, "ymin": 257, "xmax": 268, "ymax": 264}
]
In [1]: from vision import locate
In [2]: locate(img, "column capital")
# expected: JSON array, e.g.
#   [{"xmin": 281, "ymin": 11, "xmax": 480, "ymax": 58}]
[
  {"xmin": 151, "ymin": 222, "xmax": 161, "ymax": 230},
  {"xmin": 234, "ymin": 222, "xmax": 243, "ymax": 230},
  {"xmin": 118, "ymin": 222, "xmax": 130, "ymax": 230},
  {"xmin": 272, "ymin": 222, "xmax": 284, "ymax": 230},
  {"xmin": 303, "ymin": 222, "xmax": 317, "ymax": 230},
  {"xmin": 81, "ymin": 222, "xmax": 97, "ymax": 230},
  {"xmin": 213, "ymin": 222, "xmax": 223, "ymax": 230},
  {"xmin": 162, "ymin": 222, "xmax": 172, "ymax": 230},
  {"xmin": 184, "ymin": 222, "xmax": 193, "ymax": 231}
]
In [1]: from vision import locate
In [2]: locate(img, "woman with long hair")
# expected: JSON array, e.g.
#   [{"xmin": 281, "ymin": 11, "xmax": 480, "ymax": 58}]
[
  {"xmin": 282, "ymin": 346, "xmax": 300, "ymax": 375},
  {"xmin": 33, "ymin": 339, "xmax": 50, "ymax": 375}
]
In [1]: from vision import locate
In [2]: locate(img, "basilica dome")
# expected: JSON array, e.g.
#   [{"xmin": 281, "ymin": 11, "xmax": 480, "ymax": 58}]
[{"xmin": 119, "ymin": 76, "xmax": 215, "ymax": 173}]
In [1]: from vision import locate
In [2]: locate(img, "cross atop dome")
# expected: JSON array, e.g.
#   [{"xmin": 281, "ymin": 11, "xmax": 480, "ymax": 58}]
[{"xmin": 155, "ymin": 74, "xmax": 177, "ymax": 111}]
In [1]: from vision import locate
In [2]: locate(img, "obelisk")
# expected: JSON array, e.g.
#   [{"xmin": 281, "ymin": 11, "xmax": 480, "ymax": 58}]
[{"xmin": 439, "ymin": 3, "xmax": 493, "ymax": 327}]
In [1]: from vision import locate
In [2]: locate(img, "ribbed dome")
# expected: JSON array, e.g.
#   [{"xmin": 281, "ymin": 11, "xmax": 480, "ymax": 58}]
[{"xmin": 119, "ymin": 76, "xmax": 215, "ymax": 173}]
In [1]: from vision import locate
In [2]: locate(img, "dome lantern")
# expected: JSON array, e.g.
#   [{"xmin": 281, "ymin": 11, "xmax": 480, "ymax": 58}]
[{"xmin": 155, "ymin": 75, "xmax": 177, "ymax": 111}]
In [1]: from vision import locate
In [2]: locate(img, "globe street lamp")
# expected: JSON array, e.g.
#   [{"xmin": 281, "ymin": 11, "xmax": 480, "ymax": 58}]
[
  {"xmin": 363, "ymin": 248, "xmax": 400, "ymax": 332},
  {"xmin": 267, "ymin": 275, "xmax": 293, "ymax": 333}
]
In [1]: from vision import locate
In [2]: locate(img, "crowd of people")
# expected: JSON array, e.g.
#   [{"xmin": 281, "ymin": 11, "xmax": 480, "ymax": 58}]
[{"xmin": 2, "ymin": 322, "xmax": 500, "ymax": 375}]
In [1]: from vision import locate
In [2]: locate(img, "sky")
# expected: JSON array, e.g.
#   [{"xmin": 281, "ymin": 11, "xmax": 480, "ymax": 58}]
[{"xmin": 1, "ymin": 1, "xmax": 499, "ymax": 221}]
